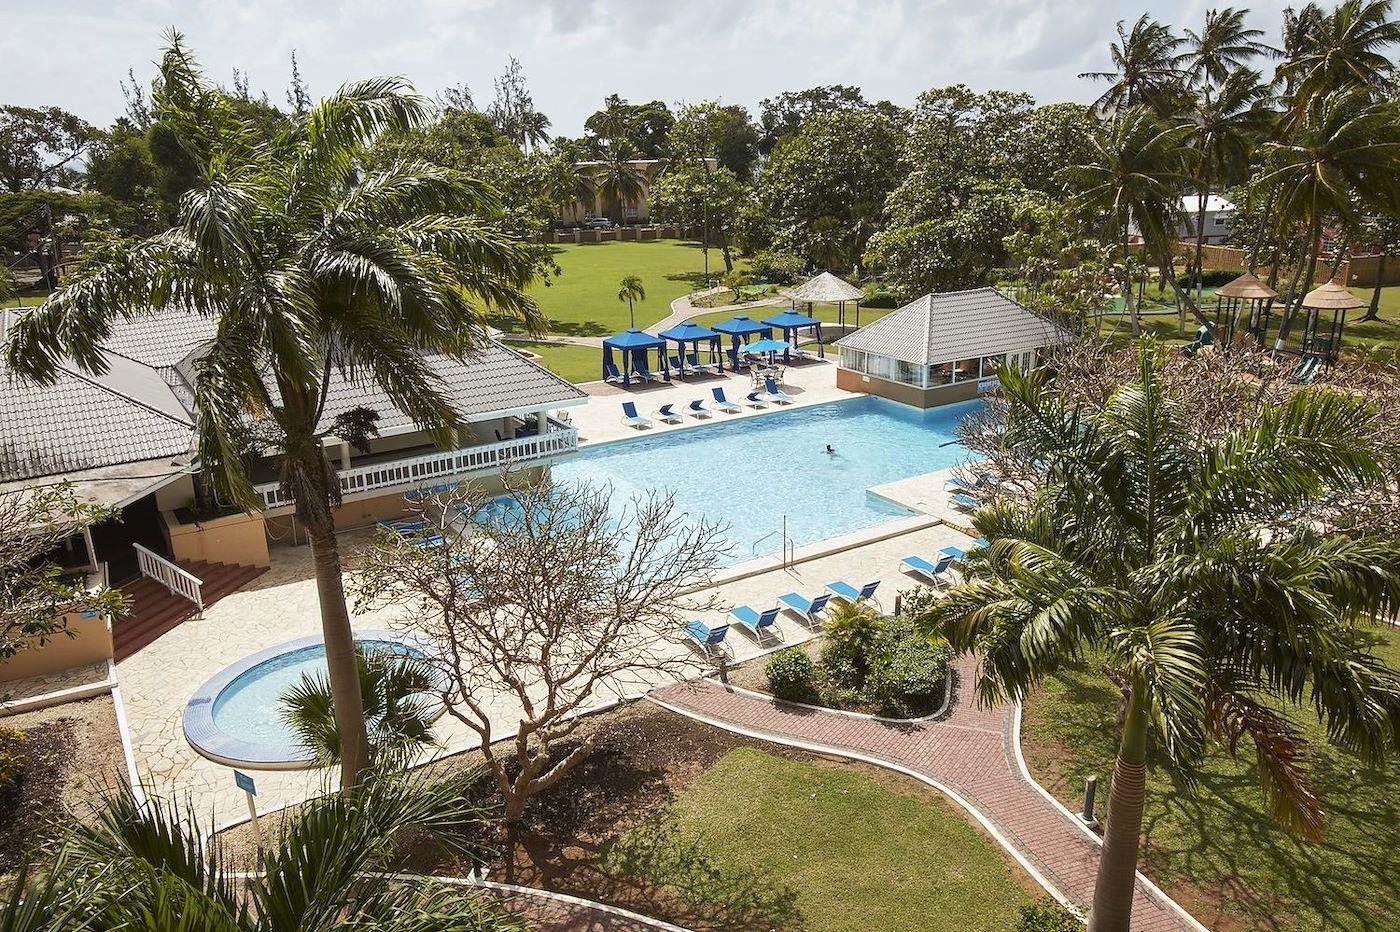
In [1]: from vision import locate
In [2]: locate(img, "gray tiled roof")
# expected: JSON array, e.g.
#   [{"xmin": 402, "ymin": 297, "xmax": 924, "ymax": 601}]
[
  {"xmin": 835, "ymin": 288, "xmax": 1070, "ymax": 364},
  {"xmin": 98, "ymin": 309, "xmax": 219, "ymax": 370}
]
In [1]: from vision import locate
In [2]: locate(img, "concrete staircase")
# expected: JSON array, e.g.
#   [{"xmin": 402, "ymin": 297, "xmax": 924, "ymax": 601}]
[{"xmin": 114, "ymin": 560, "xmax": 267, "ymax": 662}]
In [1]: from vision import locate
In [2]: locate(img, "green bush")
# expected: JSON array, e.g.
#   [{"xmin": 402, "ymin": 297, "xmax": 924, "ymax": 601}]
[
  {"xmin": 863, "ymin": 617, "xmax": 951, "ymax": 717},
  {"xmin": 820, "ymin": 600, "xmax": 883, "ymax": 689},
  {"xmin": 1015, "ymin": 898, "xmax": 1082, "ymax": 931},
  {"xmin": 765, "ymin": 649, "xmax": 817, "ymax": 702},
  {"xmin": 747, "ymin": 249, "xmax": 805, "ymax": 285},
  {"xmin": 1175, "ymin": 268, "xmax": 1237, "ymax": 290},
  {"xmin": 0, "ymin": 727, "xmax": 28, "ymax": 792},
  {"xmin": 861, "ymin": 283, "xmax": 902, "ymax": 308}
]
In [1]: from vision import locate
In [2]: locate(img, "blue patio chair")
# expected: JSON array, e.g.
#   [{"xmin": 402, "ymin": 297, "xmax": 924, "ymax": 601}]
[
  {"xmin": 669, "ymin": 355, "xmax": 691, "ymax": 377},
  {"xmin": 777, "ymin": 591, "xmax": 830, "ymax": 626},
  {"xmin": 901, "ymin": 553, "xmax": 956, "ymax": 586},
  {"xmin": 762, "ymin": 377, "xmax": 794, "ymax": 405},
  {"xmin": 710, "ymin": 387, "xmax": 742, "ymax": 413},
  {"xmin": 729, "ymin": 604, "xmax": 780, "ymax": 640},
  {"xmin": 825, "ymin": 579, "xmax": 880, "ymax": 605},
  {"xmin": 634, "ymin": 358, "xmax": 660, "ymax": 382},
  {"xmin": 688, "ymin": 351, "xmax": 715, "ymax": 375},
  {"xmin": 603, "ymin": 359, "xmax": 623, "ymax": 383},
  {"xmin": 621, "ymin": 401, "xmax": 652, "ymax": 429},
  {"xmin": 975, "ymin": 537, "xmax": 989, "ymax": 548},
  {"xmin": 687, "ymin": 398, "xmax": 712, "ymax": 418},
  {"xmin": 377, "ymin": 518, "xmax": 428, "ymax": 535},
  {"xmin": 951, "ymin": 491, "xmax": 980, "ymax": 510},
  {"xmin": 945, "ymin": 472, "xmax": 988, "ymax": 491},
  {"xmin": 685, "ymin": 619, "xmax": 729, "ymax": 654},
  {"xmin": 939, "ymin": 545, "xmax": 967, "ymax": 562},
  {"xmin": 655, "ymin": 403, "xmax": 683, "ymax": 424}
]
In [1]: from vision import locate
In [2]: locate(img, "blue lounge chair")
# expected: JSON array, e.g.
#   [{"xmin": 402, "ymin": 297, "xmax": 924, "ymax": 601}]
[
  {"xmin": 655, "ymin": 403, "xmax": 683, "ymax": 424},
  {"xmin": 688, "ymin": 351, "xmax": 716, "ymax": 375},
  {"xmin": 901, "ymin": 553, "xmax": 956, "ymax": 586},
  {"xmin": 777, "ymin": 591, "xmax": 830, "ymax": 626},
  {"xmin": 687, "ymin": 398, "xmax": 712, "ymax": 418},
  {"xmin": 975, "ymin": 537, "xmax": 989, "ymax": 547},
  {"xmin": 762, "ymin": 377, "xmax": 794, "ymax": 405},
  {"xmin": 939, "ymin": 545, "xmax": 967, "ymax": 562},
  {"xmin": 945, "ymin": 473, "xmax": 988, "ymax": 491},
  {"xmin": 669, "ymin": 355, "xmax": 692, "ymax": 377},
  {"xmin": 710, "ymin": 387, "xmax": 741, "ymax": 413},
  {"xmin": 951, "ymin": 492, "xmax": 980, "ymax": 510},
  {"xmin": 744, "ymin": 391, "xmax": 768, "ymax": 408},
  {"xmin": 603, "ymin": 360, "xmax": 623, "ymax": 383},
  {"xmin": 685, "ymin": 619, "xmax": 729, "ymax": 654},
  {"xmin": 729, "ymin": 605, "xmax": 780, "ymax": 639},
  {"xmin": 378, "ymin": 517, "xmax": 427, "ymax": 535},
  {"xmin": 634, "ymin": 359, "xmax": 660, "ymax": 382},
  {"xmin": 621, "ymin": 401, "xmax": 652, "ymax": 430},
  {"xmin": 825, "ymin": 579, "xmax": 880, "ymax": 604}
]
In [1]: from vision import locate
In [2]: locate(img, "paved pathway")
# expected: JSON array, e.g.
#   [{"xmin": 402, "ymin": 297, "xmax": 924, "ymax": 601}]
[
  {"xmin": 493, "ymin": 886, "xmax": 682, "ymax": 931},
  {"xmin": 649, "ymin": 654, "xmax": 1199, "ymax": 932}
]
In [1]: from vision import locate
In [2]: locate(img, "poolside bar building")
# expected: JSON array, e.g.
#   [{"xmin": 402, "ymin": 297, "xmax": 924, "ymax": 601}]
[{"xmin": 835, "ymin": 288, "xmax": 1070, "ymax": 408}]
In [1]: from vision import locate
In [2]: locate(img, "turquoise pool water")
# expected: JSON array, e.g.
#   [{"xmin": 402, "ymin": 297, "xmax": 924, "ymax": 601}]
[
  {"xmin": 552, "ymin": 396, "xmax": 973, "ymax": 562},
  {"xmin": 210, "ymin": 640, "xmax": 418, "ymax": 747}
]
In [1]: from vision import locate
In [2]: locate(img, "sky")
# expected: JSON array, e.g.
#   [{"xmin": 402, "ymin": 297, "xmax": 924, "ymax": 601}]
[{"xmin": 1, "ymin": 0, "xmax": 1297, "ymax": 133}]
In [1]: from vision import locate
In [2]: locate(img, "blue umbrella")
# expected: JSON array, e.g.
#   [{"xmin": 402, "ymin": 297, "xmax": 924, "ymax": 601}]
[{"xmin": 740, "ymin": 338, "xmax": 791, "ymax": 354}]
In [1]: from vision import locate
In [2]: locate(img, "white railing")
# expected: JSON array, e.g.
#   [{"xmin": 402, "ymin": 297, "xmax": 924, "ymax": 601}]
[
  {"xmin": 134, "ymin": 543, "xmax": 204, "ymax": 614},
  {"xmin": 254, "ymin": 425, "xmax": 580, "ymax": 510}
]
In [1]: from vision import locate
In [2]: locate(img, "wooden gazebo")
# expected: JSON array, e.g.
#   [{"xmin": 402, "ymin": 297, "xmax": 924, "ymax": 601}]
[
  {"xmin": 1213, "ymin": 272, "xmax": 1277, "ymax": 346},
  {"xmin": 1298, "ymin": 281, "xmax": 1364, "ymax": 368},
  {"xmin": 784, "ymin": 272, "xmax": 864, "ymax": 328}
]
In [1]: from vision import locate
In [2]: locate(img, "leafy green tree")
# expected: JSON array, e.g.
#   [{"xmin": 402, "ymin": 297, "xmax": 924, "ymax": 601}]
[
  {"xmin": 1357, "ymin": 212, "xmax": 1400, "ymax": 320},
  {"xmin": 1004, "ymin": 102, "xmax": 1097, "ymax": 196},
  {"xmin": 588, "ymin": 144, "xmax": 647, "ymax": 223},
  {"xmin": 1079, "ymin": 15, "xmax": 1188, "ymax": 115},
  {"xmin": 617, "ymin": 274, "xmax": 645, "ymax": 327},
  {"xmin": 757, "ymin": 84, "xmax": 900, "ymax": 155},
  {"xmin": 584, "ymin": 94, "xmax": 673, "ymax": 156},
  {"xmin": 1, "ymin": 774, "xmax": 520, "ymax": 931},
  {"xmin": 0, "ymin": 105, "xmax": 98, "ymax": 192},
  {"xmin": 4, "ymin": 36, "xmax": 540, "ymax": 794},
  {"xmin": 649, "ymin": 163, "xmax": 748, "ymax": 271},
  {"xmin": 921, "ymin": 342, "xmax": 1400, "ymax": 932}
]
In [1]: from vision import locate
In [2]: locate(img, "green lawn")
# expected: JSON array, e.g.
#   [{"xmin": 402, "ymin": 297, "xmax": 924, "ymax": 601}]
[
  {"xmin": 507, "ymin": 340, "xmax": 602, "ymax": 385},
  {"xmin": 603, "ymin": 747, "xmax": 1036, "ymax": 932},
  {"xmin": 1021, "ymin": 623, "xmax": 1400, "ymax": 932},
  {"xmin": 486, "ymin": 240, "xmax": 720, "ymax": 338}
]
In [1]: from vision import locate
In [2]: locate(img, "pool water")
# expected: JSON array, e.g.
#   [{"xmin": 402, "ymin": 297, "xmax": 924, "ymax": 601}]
[
  {"xmin": 553, "ymin": 396, "xmax": 973, "ymax": 562},
  {"xmin": 210, "ymin": 640, "xmax": 415, "ymax": 747}
]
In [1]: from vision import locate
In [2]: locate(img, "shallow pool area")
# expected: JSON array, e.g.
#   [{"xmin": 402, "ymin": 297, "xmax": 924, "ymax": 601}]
[{"xmin": 553, "ymin": 395, "xmax": 973, "ymax": 562}]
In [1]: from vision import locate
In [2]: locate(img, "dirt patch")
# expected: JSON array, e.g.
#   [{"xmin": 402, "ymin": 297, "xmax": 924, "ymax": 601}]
[{"xmin": 0, "ymin": 695, "xmax": 126, "ymax": 876}]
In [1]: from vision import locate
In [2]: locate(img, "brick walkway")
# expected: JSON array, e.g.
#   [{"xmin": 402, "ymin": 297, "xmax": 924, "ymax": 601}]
[{"xmin": 648, "ymin": 655, "xmax": 1199, "ymax": 932}]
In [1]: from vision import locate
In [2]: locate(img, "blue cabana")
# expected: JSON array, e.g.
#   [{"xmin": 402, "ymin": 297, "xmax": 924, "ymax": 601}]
[
  {"xmin": 602, "ymin": 328, "xmax": 670, "ymax": 386},
  {"xmin": 659, "ymin": 321, "xmax": 725, "ymax": 372},
  {"xmin": 711, "ymin": 316, "xmax": 773, "ymax": 368},
  {"xmin": 763, "ymin": 309, "xmax": 825, "ymax": 361}
]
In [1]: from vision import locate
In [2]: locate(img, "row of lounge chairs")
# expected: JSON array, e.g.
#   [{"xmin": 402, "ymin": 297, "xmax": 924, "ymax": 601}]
[
  {"xmin": 603, "ymin": 353, "xmax": 727, "ymax": 384},
  {"xmin": 685, "ymin": 579, "xmax": 880, "ymax": 654},
  {"xmin": 622, "ymin": 382, "xmax": 793, "ymax": 429},
  {"xmin": 900, "ymin": 539, "xmax": 986, "ymax": 586}
]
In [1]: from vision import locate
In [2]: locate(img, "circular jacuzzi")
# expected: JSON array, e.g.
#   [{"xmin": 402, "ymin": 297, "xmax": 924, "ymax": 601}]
[{"xmin": 182, "ymin": 630, "xmax": 438, "ymax": 769}]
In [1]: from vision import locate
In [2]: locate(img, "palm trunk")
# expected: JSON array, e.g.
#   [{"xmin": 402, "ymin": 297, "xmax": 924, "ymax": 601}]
[
  {"xmin": 1275, "ymin": 219, "xmax": 1322, "ymax": 349},
  {"xmin": 1192, "ymin": 188, "xmax": 1208, "ymax": 306},
  {"xmin": 1122, "ymin": 230, "xmax": 1141, "ymax": 338},
  {"xmin": 1088, "ymin": 681, "xmax": 1151, "ymax": 932},
  {"xmin": 1360, "ymin": 251, "xmax": 1387, "ymax": 322}
]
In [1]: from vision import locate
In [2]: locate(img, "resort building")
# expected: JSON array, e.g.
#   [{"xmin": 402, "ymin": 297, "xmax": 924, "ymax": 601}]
[
  {"xmin": 0, "ymin": 307, "xmax": 586, "ymax": 676},
  {"xmin": 556, "ymin": 158, "xmax": 716, "ymax": 226},
  {"xmin": 835, "ymin": 288, "xmax": 1070, "ymax": 408},
  {"xmin": 1178, "ymin": 194, "xmax": 1235, "ymax": 244}
]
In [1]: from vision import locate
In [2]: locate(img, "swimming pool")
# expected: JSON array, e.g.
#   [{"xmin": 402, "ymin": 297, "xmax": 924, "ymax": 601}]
[{"xmin": 553, "ymin": 396, "xmax": 973, "ymax": 562}]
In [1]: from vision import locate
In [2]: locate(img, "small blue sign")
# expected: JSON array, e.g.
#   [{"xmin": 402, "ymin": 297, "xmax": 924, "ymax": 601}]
[{"xmin": 234, "ymin": 770, "xmax": 256, "ymax": 796}]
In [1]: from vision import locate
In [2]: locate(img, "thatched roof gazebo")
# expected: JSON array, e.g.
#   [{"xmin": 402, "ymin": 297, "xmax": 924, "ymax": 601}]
[
  {"xmin": 784, "ymin": 272, "xmax": 865, "ymax": 328},
  {"xmin": 1214, "ymin": 272, "xmax": 1278, "ymax": 345},
  {"xmin": 1298, "ymin": 281, "xmax": 1364, "ymax": 367}
]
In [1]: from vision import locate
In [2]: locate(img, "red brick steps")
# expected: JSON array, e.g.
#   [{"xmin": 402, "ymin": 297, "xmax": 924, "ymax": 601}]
[{"xmin": 114, "ymin": 559, "xmax": 266, "ymax": 662}]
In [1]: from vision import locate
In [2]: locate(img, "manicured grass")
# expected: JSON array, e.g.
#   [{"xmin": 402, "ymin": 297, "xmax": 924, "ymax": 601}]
[
  {"xmin": 604, "ymin": 747, "xmax": 1036, "ymax": 932},
  {"xmin": 506, "ymin": 340, "xmax": 602, "ymax": 385},
  {"xmin": 487, "ymin": 240, "xmax": 720, "ymax": 338},
  {"xmin": 1021, "ymin": 623, "xmax": 1400, "ymax": 932}
]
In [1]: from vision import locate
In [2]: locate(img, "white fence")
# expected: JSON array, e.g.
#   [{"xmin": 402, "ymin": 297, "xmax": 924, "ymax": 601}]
[
  {"xmin": 254, "ymin": 426, "xmax": 580, "ymax": 510},
  {"xmin": 134, "ymin": 543, "xmax": 204, "ymax": 614}
]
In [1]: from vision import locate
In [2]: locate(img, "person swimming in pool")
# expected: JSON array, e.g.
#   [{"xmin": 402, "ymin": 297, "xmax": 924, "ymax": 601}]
[{"xmin": 825, "ymin": 444, "xmax": 836, "ymax": 455}]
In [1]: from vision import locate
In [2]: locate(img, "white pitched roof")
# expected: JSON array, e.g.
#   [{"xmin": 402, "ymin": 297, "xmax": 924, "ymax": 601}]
[
  {"xmin": 835, "ymin": 288, "xmax": 1070, "ymax": 364},
  {"xmin": 1179, "ymin": 194, "xmax": 1234, "ymax": 214}
]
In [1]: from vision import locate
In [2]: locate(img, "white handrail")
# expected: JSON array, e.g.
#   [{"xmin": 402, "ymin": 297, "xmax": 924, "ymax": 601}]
[
  {"xmin": 253, "ymin": 424, "xmax": 580, "ymax": 510},
  {"xmin": 133, "ymin": 543, "xmax": 204, "ymax": 614}
]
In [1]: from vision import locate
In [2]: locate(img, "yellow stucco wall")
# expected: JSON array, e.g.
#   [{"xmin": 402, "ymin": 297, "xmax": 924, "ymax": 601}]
[
  {"xmin": 0, "ymin": 611, "xmax": 113, "ymax": 684},
  {"xmin": 164, "ymin": 510, "xmax": 271, "ymax": 568}
]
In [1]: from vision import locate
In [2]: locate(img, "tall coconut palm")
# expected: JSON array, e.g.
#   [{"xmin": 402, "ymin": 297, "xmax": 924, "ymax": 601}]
[
  {"xmin": 1177, "ymin": 6, "xmax": 1276, "ymax": 87},
  {"xmin": 616, "ymin": 274, "xmax": 646, "ymax": 328},
  {"xmin": 1255, "ymin": 86, "xmax": 1400, "ymax": 345},
  {"xmin": 920, "ymin": 343, "xmax": 1400, "ymax": 932},
  {"xmin": 518, "ymin": 109, "xmax": 551, "ymax": 155},
  {"xmin": 1060, "ymin": 107, "xmax": 1198, "ymax": 336},
  {"xmin": 2, "ymin": 37, "xmax": 540, "ymax": 794},
  {"xmin": 2, "ymin": 774, "xmax": 518, "ymax": 931},
  {"xmin": 1277, "ymin": 0, "xmax": 1400, "ymax": 108},
  {"xmin": 1180, "ymin": 68, "xmax": 1275, "ymax": 299},
  {"xmin": 1079, "ymin": 15, "xmax": 1187, "ymax": 115},
  {"xmin": 593, "ymin": 144, "xmax": 646, "ymax": 224}
]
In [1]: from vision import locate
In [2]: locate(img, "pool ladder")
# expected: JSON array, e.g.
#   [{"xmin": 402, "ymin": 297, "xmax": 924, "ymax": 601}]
[{"xmin": 752, "ymin": 515, "xmax": 796, "ymax": 567}]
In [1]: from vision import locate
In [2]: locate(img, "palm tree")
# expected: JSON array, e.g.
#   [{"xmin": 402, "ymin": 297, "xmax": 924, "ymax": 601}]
[
  {"xmin": 281, "ymin": 645, "xmax": 440, "ymax": 771},
  {"xmin": 3, "ymin": 37, "xmax": 540, "ymax": 794},
  {"xmin": 1255, "ymin": 86, "xmax": 1400, "ymax": 345},
  {"xmin": 1180, "ymin": 68, "xmax": 1275, "ymax": 299},
  {"xmin": 616, "ymin": 274, "xmax": 645, "ymax": 328},
  {"xmin": 920, "ymin": 343, "xmax": 1400, "ymax": 932},
  {"xmin": 593, "ymin": 145, "xmax": 646, "ymax": 224},
  {"xmin": 1060, "ymin": 108, "xmax": 1198, "ymax": 336},
  {"xmin": 809, "ymin": 216, "xmax": 849, "ymax": 271},
  {"xmin": 1177, "ymin": 7, "xmax": 1276, "ymax": 87},
  {"xmin": 519, "ymin": 109, "xmax": 551, "ymax": 154},
  {"xmin": 1079, "ymin": 15, "xmax": 1187, "ymax": 115},
  {"xmin": 1276, "ymin": 0, "xmax": 1400, "ymax": 108},
  {"xmin": 2, "ymin": 774, "xmax": 519, "ymax": 931}
]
